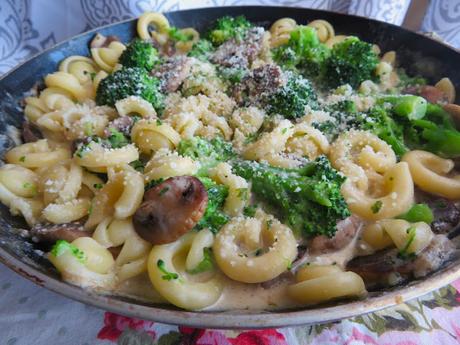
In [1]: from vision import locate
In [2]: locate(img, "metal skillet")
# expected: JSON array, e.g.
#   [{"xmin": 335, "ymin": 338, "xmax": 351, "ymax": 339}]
[{"xmin": 0, "ymin": 6, "xmax": 459, "ymax": 329}]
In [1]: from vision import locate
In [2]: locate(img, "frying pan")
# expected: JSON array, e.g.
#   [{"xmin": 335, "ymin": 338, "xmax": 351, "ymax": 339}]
[{"xmin": 0, "ymin": 6, "xmax": 459, "ymax": 329}]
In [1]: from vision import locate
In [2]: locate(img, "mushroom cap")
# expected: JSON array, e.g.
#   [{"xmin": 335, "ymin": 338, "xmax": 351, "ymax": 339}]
[{"xmin": 133, "ymin": 176, "xmax": 208, "ymax": 245}]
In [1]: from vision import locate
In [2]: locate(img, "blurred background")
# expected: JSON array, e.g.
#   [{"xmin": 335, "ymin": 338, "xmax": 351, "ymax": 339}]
[{"xmin": 1, "ymin": 0, "xmax": 459, "ymax": 76}]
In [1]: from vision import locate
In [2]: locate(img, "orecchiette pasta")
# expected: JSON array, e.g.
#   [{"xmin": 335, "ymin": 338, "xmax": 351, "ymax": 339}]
[
  {"xmin": 91, "ymin": 40, "xmax": 126, "ymax": 72},
  {"xmin": 42, "ymin": 198, "xmax": 91, "ymax": 224},
  {"xmin": 36, "ymin": 102, "xmax": 109, "ymax": 141},
  {"xmin": 0, "ymin": 164, "xmax": 43, "ymax": 226},
  {"xmin": 115, "ymin": 96, "xmax": 157, "ymax": 118},
  {"xmin": 402, "ymin": 150, "xmax": 460, "ymax": 199},
  {"xmin": 307, "ymin": 20, "xmax": 335, "ymax": 43},
  {"xmin": 378, "ymin": 219, "xmax": 433, "ymax": 255},
  {"xmin": 5, "ymin": 139, "xmax": 71, "ymax": 169},
  {"xmin": 213, "ymin": 211, "xmax": 297, "ymax": 283},
  {"xmin": 148, "ymin": 231, "xmax": 224, "ymax": 310},
  {"xmin": 285, "ymin": 122, "xmax": 330, "ymax": 160},
  {"xmin": 137, "ymin": 12, "xmax": 170, "ymax": 43},
  {"xmin": 44, "ymin": 71, "xmax": 93, "ymax": 102},
  {"xmin": 243, "ymin": 119, "xmax": 298, "ymax": 168},
  {"xmin": 85, "ymin": 166, "xmax": 144, "ymax": 229},
  {"xmin": 59, "ymin": 55, "xmax": 99, "ymax": 84},
  {"xmin": 144, "ymin": 149, "xmax": 198, "ymax": 182},
  {"xmin": 210, "ymin": 162, "xmax": 249, "ymax": 216},
  {"xmin": 341, "ymin": 162, "xmax": 414, "ymax": 220},
  {"xmin": 74, "ymin": 141, "xmax": 139, "ymax": 173},
  {"xmin": 288, "ymin": 264, "xmax": 366, "ymax": 304},
  {"xmin": 330, "ymin": 130, "xmax": 397, "ymax": 191},
  {"xmin": 269, "ymin": 18, "xmax": 297, "ymax": 48},
  {"xmin": 48, "ymin": 237, "xmax": 115, "ymax": 289},
  {"xmin": 93, "ymin": 217, "xmax": 152, "ymax": 282},
  {"xmin": 131, "ymin": 119, "xmax": 181, "ymax": 154}
]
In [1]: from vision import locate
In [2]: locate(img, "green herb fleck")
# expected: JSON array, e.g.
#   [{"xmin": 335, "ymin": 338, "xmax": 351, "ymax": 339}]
[
  {"xmin": 243, "ymin": 205, "xmax": 257, "ymax": 217},
  {"xmin": 50, "ymin": 240, "xmax": 86, "ymax": 264},
  {"xmin": 159, "ymin": 186, "xmax": 169, "ymax": 196},
  {"xmin": 236, "ymin": 188, "xmax": 249, "ymax": 201},
  {"xmin": 89, "ymin": 72, "xmax": 96, "ymax": 81},
  {"xmin": 83, "ymin": 122, "xmax": 93, "ymax": 136},
  {"xmin": 157, "ymin": 259, "xmax": 179, "ymax": 281},
  {"xmin": 129, "ymin": 159, "xmax": 145, "ymax": 172},
  {"xmin": 398, "ymin": 226, "xmax": 417, "ymax": 259},
  {"xmin": 93, "ymin": 183, "xmax": 103, "ymax": 190},
  {"xmin": 19, "ymin": 156, "xmax": 26, "ymax": 162},
  {"xmin": 266, "ymin": 219, "xmax": 273, "ymax": 229},
  {"xmin": 187, "ymin": 248, "xmax": 214, "ymax": 274},
  {"xmin": 156, "ymin": 119, "xmax": 163, "ymax": 126},
  {"xmin": 371, "ymin": 200, "xmax": 383, "ymax": 214}
]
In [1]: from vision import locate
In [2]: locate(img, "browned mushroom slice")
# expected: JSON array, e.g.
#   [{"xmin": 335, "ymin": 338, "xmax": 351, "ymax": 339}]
[
  {"xmin": 22, "ymin": 122, "xmax": 43, "ymax": 143},
  {"xmin": 90, "ymin": 33, "xmax": 120, "ymax": 48},
  {"xmin": 418, "ymin": 85, "xmax": 448, "ymax": 104},
  {"xmin": 30, "ymin": 222, "xmax": 90, "ymax": 243},
  {"xmin": 347, "ymin": 234, "xmax": 457, "ymax": 288},
  {"xmin": 133, "ymin": 176, "xmax": 208, "ymax": 245}
]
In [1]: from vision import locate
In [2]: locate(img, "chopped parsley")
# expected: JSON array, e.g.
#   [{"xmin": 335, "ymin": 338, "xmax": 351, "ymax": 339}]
[
  {"xmin": 159, "ymin": 186, "xmax": 169, "ymax": 196},
  {"xmin": 186, "ymin": 248, "xmax": 214, "ymax": 274},
  {"xmin": 19, "ymin": 156, "xmax": 26, "ymax": 162},
  {"xmin": 266, "ymin": 219, "xmax": 273, "ymax": 229},
  {"xmin": 371, "ymin": 200, "xmax": 383, "ymax": 214},
  {"xmin": 93, "ymin": 183, "xmax": 103, "ymax": 190},
  {"xmin": 398, "ymin": 226, "xmax": 417, "ymax": 259},
  {"xmin": 236, "ymin": 188, "xmax": 249, "ymax": 201},
  {"xmin": 50, "ymin": 240, "xmax": 87, "ymax": 264},
  {"xmin": 22, "ymin": 182, "xmax": 37, "ymax": 196},
  {"xmin": 157, "ymin": 259, "xmax": 179, "ymax": 281},
  {"xmin": 156, "ymin": 119, "xmax": 163, "ymax": 126},
  {"xmin": 243, "ymin": 205, "xmax": 257, "ymax": 217},
  {"xmin": 129, "ymin": 160, "xmax": 145, "ymax": 172},
  {"xmin": 107, "ymin": 128, "xmax": 129, "ymax": 148},
  {"xmin": 89, "ymin": 72, "xmax": 97, "ymax": 81}
]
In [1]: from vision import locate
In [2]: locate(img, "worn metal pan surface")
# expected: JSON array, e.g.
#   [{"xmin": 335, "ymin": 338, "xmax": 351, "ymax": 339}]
[{"xmin": 0, "ymin": 6, "xmax": 459, "ymax": 329}]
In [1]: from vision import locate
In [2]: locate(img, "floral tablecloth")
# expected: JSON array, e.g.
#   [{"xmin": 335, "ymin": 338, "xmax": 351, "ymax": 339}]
[{"xmin": 1, "ymin": 1, "xmax": 460, "ymax": 344}]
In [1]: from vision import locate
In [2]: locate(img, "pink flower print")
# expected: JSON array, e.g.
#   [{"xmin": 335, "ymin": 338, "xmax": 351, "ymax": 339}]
[
  {"xmin": 228, "ymin": 329, "xmax": 288, "ymax": 345},
  {"xmin": 97, "ymin": 312, "xmax": 156, "ymax": 342}
]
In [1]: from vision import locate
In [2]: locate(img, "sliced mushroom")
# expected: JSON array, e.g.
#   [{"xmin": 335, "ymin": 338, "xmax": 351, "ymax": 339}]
[
  {"xmin": 418, "ymin": 85, "xmax": 448, "ymax": 104},
  {"xmin": 30, "ymin": 222, "xmax": 90, "ymax": 243},
  {"xmin": 133, "ymin": 176, "xmax": 208, "ymax": 245},
  {"xmin": 309, "ymin": 216, "xmax": 363, "ymax": 254},
  {"xmin": 347, "ymin": 234, "xmax": 457, "ymax": 288},
  {"xmin": 435, "ymin": 78, "xmax": 456, "ymax": 104},
  {"xmin": 22, "ymin": 122, "xmax": 43, "ymax": 143},
  {"xmin": 90, "ymin": 33, "xmax": 120, "ymax": 49},
  {"xmin": 444, "ymin": 103, "xmax": 460, "ymax": 126}
]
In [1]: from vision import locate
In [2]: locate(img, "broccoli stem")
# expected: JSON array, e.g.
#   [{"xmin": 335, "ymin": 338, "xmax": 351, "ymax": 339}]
[{"xmin": 380, "ymin": 95, "xmax": 427, "ymax": 120}]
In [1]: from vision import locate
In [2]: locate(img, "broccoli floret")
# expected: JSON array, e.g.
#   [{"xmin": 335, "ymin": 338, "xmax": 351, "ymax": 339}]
[
  {"xmin": 178, "ymin": 136, "xmax": 236, "ymax": 175},
  {"xmin": 195, "ymin": 177, "xmax": 229, "ymax": 233},
  {"xmin": 218, "ymin": 66, "xmax": 249, "ymax": 85},
  {"xmin": 188, "ymin": 39, "xmax": 215, "ymax": 61},
  {"xmin": 266, "ymin": 73, "xmax": 318, "ymax": 118},
  {"xmin": 272, "ymin": 26, "xmax": 330, "ymax": 77},
  {"xmin": 168, "ymin": 26, "xmax": 195, "ymax": 42},
  {"xmin": 323, "ymin": 36, "xmax": 379, "ymax": 89},
  {"xmin": 362, "ymin": 106, "xmax": 408, "ymax": 156},
  {"xmin": 207, "ymin": 15, "xmax": 253, "ymax": 45},
  {"xmin": 314, "ymin": 101, "xmax": 407, "ymax": 156},
  {"xmin": 232, "ymin": 156, "xmax": 350, "ymax": 238},
  {"xmin": 118, "ymin": 39, "xmax": 160, "ymax": 71},
  {"xmin": 96, "ymin": 67, "xmax": 164, "ymax": 111},
  {"xmin": 397, "ymin": 69, "xmax": 427, "ymax": 89}
]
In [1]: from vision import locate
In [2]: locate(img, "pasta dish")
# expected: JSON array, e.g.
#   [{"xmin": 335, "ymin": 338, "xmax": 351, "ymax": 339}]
[{"xmin": 1, "ymin": 12, "xmax": 459, "ymax": 311}]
